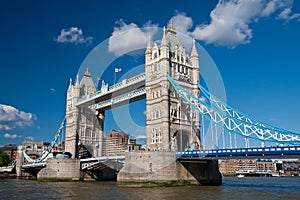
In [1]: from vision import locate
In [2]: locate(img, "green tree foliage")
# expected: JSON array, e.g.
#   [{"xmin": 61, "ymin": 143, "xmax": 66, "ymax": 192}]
[{"xmin": 0, "ymin": 150, "xmax": 10, "ymax": 166}]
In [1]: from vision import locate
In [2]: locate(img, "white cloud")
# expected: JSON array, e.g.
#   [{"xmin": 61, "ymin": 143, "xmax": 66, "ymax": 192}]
[
  {"xmin": 54, "ymin": 27, "xmax": 93, "ymax": 45},
  {"xmin": 25, "ymin": 136, "xmax": 35, "ymax": 141},
  {"xmin": 190, "ymin": 0, "xmax": 300, "ymax": 47},
  {"xmin": 108, "ymin": 19, "xmax": 158, "ymax": 56},
  {"xmin": 278, "ymin": 7, "xmax": 300, "ymax": 21},
  {"xmin": 136, "ymin": 135, "xmax": 146, "ymax": 139},
  {"xmin": 107, "ymin": 1, "xmax": 299, "ymax": 50},
  {"xmin": 49, "ymin": 88, "xmax": 56, "ymax": 93},
  {"xmin": 170, "ymin": 13, "xmax": 194, "ymax": 51},
  {"xmin": 0, "ymin": 104, "xmax": 36, "ymax": 130},
  {"xmin": 171, "ymin": 13, "xmax": 193, "ymax": 34},
  {"xmin": 3, "ymin": 133, "xmax": 19, "ymax": 139}
]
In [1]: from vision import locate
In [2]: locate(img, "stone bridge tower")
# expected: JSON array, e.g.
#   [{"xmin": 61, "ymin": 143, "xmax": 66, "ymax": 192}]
[
  {"xmin": 65, "ymin": 70, "xmax": 104, "ymax": 158},
  {"xmin": 145, "ymin": 24, "xmax": 200, "ymax": 152}
]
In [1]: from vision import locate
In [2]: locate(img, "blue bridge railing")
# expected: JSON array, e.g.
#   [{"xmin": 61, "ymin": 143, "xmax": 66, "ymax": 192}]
[{"xmin": 177, "ymin": 146, "xmax": 300, "ymax": 159}]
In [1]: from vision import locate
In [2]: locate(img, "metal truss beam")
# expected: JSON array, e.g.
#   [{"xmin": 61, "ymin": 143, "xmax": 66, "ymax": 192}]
[{"xmin": 168, "ymin": 75, "xmax": 300, "ymax": 145}]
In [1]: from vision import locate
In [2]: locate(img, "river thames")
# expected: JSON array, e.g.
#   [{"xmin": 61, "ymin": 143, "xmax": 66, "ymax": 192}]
[{"xmin": 1, "ymin": 177, "xmax": 299, "ymax": 200}]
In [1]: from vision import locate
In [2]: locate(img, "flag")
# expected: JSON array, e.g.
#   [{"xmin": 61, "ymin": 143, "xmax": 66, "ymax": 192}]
[{"xmin": 115, "ymin": 68, "xmax": 122, "ymax": 73}]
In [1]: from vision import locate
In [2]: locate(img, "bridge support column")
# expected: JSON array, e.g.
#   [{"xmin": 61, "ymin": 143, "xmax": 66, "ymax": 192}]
[
  {"xmin": 178, "ymin": 158, "xmax": 222, "ymax": 185},
  {"xmin": 16, "ymin": 145, "xmax": 24, "ymax": 177},
  {"xmin": 117, "ymin": 151, "xmax": 222, "ymax": 186},
  {"xmin": 38, "ymin": 159, "xmax": 85, "ymax": 181}
]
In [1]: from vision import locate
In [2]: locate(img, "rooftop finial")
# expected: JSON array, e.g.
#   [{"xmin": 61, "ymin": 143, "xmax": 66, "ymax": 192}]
[
  {"xmin": 168, "ymin": 20, "xmax": 176, "ymax": 33},
  {"xmin": 84, "ymin": 68, "xmax": 91, "ymax": 77}
]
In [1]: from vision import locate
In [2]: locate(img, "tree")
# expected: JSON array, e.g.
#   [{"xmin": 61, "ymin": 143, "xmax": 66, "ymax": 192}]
[{"xmin": 0, "ymin": 150, "xmax": 10, "ymax": 166}]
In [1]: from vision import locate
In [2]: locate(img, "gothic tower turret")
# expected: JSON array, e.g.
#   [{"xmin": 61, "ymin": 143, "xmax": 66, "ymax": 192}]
[
  {"xmin": 65, "ymin": 69, "xmax": 104, "ymax": 158},
  {"xmin": 145, "ymin": 23, "xmax": 200, "ymax": 152},
  {"xmin": 65, "ymin": 77, "xmax": 78, "ymax": 158}
]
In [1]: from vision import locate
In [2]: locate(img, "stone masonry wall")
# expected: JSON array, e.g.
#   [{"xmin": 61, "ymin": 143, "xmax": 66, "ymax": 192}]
[
  {"xmin": 37, "ymin": 159, "xmax": 83, "ymax": 180},
  {"xmin": 117, "ymin": 151, "xmax": 197, "ymax": 184}
]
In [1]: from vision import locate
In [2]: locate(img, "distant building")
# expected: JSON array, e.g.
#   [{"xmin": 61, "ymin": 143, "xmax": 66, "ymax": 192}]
[
  {"xmin": 219, "ymin": 159, "xmax": 276, "ymax": 176},
  {"xmin": 128, "ymin": 138, "xmax": 142, "ymax": 152},
  {"xmin": 53, "ymin": 141, "xmax": 65, "ymax": 152},
  {"xmin": 219, "ymin": 158, "xmax": 300, "ymax": 177},
  {"xmin": 0, "ymin": 144, "xmax": 17, "ymax": 163},
  {"xmin": 22, "ymin": 141, "xmax": 49, "ymax": 164},
  {"xmin": 256, "ymin": 159, "xmax": 274, "ymax": 171},
  {"xmin": 102, "ymin": 130, "xmax": 141, "ymax": 156},
  {"xmin": 281, "ymin": 160, "xmax": 300, "ymax": 176}
]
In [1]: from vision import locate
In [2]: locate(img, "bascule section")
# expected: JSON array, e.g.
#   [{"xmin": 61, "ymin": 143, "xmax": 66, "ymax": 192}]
[{"xmin": 145, "ymin": 24, "xmax": 200, "ymax": 152}]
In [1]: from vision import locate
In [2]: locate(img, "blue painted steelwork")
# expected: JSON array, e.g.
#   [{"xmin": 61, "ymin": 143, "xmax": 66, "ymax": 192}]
[
  {"xmin": 167, "ymin": 75, "xmax": 300, "ymax": 145},
  {"xmin": 176, "ymin": 146, "xmax": 300, "ymax": 159},
  {"xmin": 23, "ymin": 118, "xmax": 66, "ymax": 163}
]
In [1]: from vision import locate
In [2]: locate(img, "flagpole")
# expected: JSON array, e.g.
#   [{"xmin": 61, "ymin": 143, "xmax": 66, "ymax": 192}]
[
  {"xmin": 96, "ymin": 79, "xmax": 99, "ymax": 91},
  {"xmin": 114, "ymin": 68, "xmax": 121, "ymax": 86},
  {"xmin": 114, "ymin": 71, "xmax": 116, "ymax": 85}
]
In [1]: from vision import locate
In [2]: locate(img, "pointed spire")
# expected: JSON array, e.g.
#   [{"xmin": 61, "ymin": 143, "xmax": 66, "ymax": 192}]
[
  {"xmin": 161, "ymin": 26, "xmax": 167, "ymax": 46},
  {"xmin": 147, "ymin": 35, "xmax": 151, "ymax": 48},
  {"xmin": 75, "ymin": 74, "xmax": 79, "ymax": 86},
  {"xmin": 146, "ymin": 35, "xmax": 152, "ymax": 54},
  {"xmin": 191, "ymin": 38, "xmax": 198, "ymax": 57},
  {"xmin": 69, "ymin": 78, "xmax": 72, "ymax": 87},
  {"xmin": 68, "ymin": 78, "xmax": 73, "ymax": 91}
]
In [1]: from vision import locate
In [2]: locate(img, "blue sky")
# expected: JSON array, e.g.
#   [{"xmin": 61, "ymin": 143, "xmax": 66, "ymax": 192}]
[{"xmin": 1, "ymin": 0, "xmax": 300, "ymax": 147}]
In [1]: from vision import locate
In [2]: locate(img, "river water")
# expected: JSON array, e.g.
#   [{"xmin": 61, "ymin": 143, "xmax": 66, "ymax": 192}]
[{"xmin": 1, "ymin": 177, "xmax": 299, "ymax": 200}]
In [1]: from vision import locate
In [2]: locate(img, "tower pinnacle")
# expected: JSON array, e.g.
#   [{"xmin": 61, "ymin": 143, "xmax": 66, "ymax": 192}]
[
  {"xmin": 146, "ymin": 35, "xmax": 152, "ymax": 52},
  {"xmin": 191, "ymin": 38, "xmax": 198, "ymax": 58},
  {"xmin": 161, "ymin": 26, "xmax": 167, "ymax": 46}
]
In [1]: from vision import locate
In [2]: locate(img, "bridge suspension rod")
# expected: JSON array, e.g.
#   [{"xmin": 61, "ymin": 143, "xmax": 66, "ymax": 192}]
[
  {"xmin": 167, "ymin": 75, "xmax": 300, "ymax": 145},
  {"xmin": 23, "ymin": 117, "xmax": 66, "ymax": 163}
]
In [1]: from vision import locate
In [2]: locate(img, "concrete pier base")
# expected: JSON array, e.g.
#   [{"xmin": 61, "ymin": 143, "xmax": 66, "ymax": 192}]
[
  {"xmin": 178, "ymin": 158, "xmax": 222, "ymax": 185},
  {"xmin": 37, "ymin": 159, "xmax": 85, "ymax": 181},
  {"xmin": 117, "ymin": 151, "xmax": 222, "ymax": 186}
]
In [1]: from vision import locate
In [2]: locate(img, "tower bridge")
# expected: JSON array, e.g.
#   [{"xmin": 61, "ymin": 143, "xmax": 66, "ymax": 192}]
[{"xmin": 17, "ymin": 23, "xmax": 300, "ymax": 185}]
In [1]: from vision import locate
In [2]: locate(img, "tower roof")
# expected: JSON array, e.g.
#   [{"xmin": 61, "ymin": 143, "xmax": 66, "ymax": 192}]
[
  {"xmin": 166, "ymin": 27, "xmax": 182, "ymax": 53},
  {"xmin": 79, "ymin": 68, "xmax": 96, "ymax": 95}
]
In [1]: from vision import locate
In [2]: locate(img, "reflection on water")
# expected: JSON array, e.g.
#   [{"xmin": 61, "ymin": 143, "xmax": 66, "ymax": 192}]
[{"xmin": 0, "ymin": 177, "xmax": 300, "ymax": 200}]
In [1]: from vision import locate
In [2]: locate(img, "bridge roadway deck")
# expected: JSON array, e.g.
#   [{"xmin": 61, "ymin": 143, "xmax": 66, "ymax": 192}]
[
  {"xmin": 177, "ymin": 146, "xmax": 300, "ymax": 159},
  {"xmin": 76, "ymin": 73, "xmax": 145, "ymax": 109},
  {"xmin": 20, "ymin": 145, "xmax": 300, "ymax": 170},
  {"xmin": 22, "ymin": 162, "xmax": 46, "ymax": 169}
]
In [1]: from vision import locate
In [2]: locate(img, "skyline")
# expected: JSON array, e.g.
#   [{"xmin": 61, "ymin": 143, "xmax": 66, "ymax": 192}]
[{"xmin": 1, "ymin": 0, "xmax": 300, "ymax": 147}]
